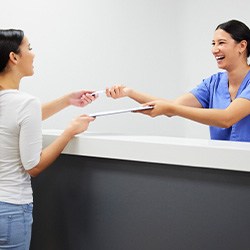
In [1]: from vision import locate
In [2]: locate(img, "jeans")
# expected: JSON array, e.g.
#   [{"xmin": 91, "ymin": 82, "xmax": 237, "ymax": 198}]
[{"xmin": 0, "ymin": 201, "xmax": 33, "ymax": 250}]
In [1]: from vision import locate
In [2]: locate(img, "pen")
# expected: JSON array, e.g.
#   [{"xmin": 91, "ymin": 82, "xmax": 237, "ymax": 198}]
[{"xmin": 91, "ymin": 90, "xmax": 106, "ymax": 96}]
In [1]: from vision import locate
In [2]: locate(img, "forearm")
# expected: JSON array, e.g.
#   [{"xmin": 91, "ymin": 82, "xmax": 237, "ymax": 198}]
[
  {"xmin": 170, "ymin": 104, "xmax": 232, "ymax": 127},
  {"xmin": 127, "ymin": 88, "xmax": 159, "ymax": 104},
  {"xmin": 27, "ymin": 130, "xmax": 73, "ymax": 177},
  {"xmin": 171, "ymin": 97, "xmax": 250, "ymax": 127},
  {"xmin": 42, "ymin": 94, "xmax": 70, "ymax": 120}
]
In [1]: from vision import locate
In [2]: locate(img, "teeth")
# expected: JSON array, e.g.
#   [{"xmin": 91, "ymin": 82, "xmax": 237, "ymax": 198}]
[{"xmin": 216, "ymin": 56, "xmax": 224, "ymax": 60}]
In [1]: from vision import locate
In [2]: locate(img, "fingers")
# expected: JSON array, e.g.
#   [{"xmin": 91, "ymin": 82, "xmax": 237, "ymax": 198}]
[
  {"xmin": 79, "ymin": 114, "xmax": 96, "ymax": 121},
  {"xmin": 134, "ymin": 109, "xmax": 154, "ymax": 116},
  {"xmin": 106, "ymin": 86, "xmax": 117, "ymax": 98},
  {"xmin": 106, "ymin": 85, "xmax": 125, "ymax": 98},
  {"xmin": 133, "ymin": 102, "xmax": 156, "ymax": 117},
  {"xmin": 143, "ymin": 101, "xmax": 155, "ymax": 107},
  {"xmin": 105, "ymin": 87, "xmax": 111, "ymax": 97},
  {"xmin": 78, "ymin": 85, "xmax": 126, "ymax": 100},
  {"xmin": 77, "ymin": 90, "xmax": 94, "ymax": 95},
  {"xmin": 81, "ymin": 93, "xmax": 97, "ymax": 103}
]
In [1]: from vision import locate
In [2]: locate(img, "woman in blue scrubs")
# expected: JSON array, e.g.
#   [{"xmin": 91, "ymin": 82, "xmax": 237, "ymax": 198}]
[{"xmin": 107, "ymin": 19, "xmax": 250, "ymax": 142}]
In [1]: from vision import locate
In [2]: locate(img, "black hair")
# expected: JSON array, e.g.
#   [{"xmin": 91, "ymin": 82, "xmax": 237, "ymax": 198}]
[
  {"xmin": 216, "ymin": 20, "xmax": 250, "ymax": 58},
  {"xmin": 0, "ymin": 29, "xmax": 24, "ymax": 73}
]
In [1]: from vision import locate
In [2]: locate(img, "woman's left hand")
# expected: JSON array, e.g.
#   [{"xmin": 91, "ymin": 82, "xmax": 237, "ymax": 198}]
[{"xmin": 69, "ymin": 90, "xmax": 97, "ymax": 107}]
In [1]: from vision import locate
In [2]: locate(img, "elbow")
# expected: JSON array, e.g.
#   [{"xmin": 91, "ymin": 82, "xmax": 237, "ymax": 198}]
[
  {"xmin": 218, "ymin": 117, "xmax": 235, "ymax": 128},
  {"xmin": 213, "ymin": 110, "xmax": 237, "ymax": 128},
  {"xmin": 29, "ymin": 172, "xmax": 38, "ymax": 178},
  {"xmin": 27, "ymin": 167, "xmax": 40, "ymax": 178},
  {"xmin": 220, "ymin": 123, "xmax": 232, "ymax": 129}
]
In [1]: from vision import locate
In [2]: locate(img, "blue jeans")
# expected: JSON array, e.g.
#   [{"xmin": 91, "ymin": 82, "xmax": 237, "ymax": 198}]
[{"xmin": 0, "ymin": 201, "xmax": 33, "ymax": 250}]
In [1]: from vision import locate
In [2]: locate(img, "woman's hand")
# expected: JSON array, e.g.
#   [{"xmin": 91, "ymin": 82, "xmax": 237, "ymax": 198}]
[
  {"xmin": 136, "ymin": 99, "xmax": 175, "ymax": 117},
  {"xmin": 69, "ymin": 90, "xmax": 97, "ymax": 107},
  {"xmin": 65, "ymin": 115, "xmax": 95, "ymax": 136},
  {"xmin": 106, "ymin": 85, "xmax": 130, "ymax": 99}
]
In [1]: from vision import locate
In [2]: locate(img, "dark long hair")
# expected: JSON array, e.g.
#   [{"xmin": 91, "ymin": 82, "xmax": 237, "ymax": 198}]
[
  {"xmin": 216, "ymin": 20, "xmax": 250, "ymax": 58},
  {"xmin": 0, "ymin": 29, "xmax": 24, "ymax": 72}
]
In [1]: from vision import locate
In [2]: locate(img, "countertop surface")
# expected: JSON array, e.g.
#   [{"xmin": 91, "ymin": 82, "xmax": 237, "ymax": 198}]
[{"xmin": 43, "ymin": 129, "xmax": 250, "ymax": 172}]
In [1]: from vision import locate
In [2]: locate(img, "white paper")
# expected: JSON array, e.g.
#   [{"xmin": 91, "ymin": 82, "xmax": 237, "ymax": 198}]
[{"xmin": 88, "ymin": 106, "xmax": 153, "ymax": 117}]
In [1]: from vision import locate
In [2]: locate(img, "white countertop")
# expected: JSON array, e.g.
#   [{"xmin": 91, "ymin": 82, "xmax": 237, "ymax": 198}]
[{"xmin": 43, "ymin": 129, "xmax": 250, "ymax": 172}]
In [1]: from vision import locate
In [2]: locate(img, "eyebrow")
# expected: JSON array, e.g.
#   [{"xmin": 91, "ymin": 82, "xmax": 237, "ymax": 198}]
[{"xmin": 212, "ymin": 39, "xmax": 227, "ymax": 43}]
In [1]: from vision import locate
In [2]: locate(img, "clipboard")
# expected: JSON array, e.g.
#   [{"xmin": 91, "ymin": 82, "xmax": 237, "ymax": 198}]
[{"xmin": 88, "ymin": 105, "xmax": 153, "ymax": 117}]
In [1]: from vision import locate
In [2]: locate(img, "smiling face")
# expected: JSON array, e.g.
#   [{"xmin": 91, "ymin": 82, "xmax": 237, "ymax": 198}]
[
  {"xmin": 211, "ymin": 28, "xmax": 243, "ymax": 72},
  {"xmin": 15, "ymin": 36, "xmax": 35, "ymax": 77}
]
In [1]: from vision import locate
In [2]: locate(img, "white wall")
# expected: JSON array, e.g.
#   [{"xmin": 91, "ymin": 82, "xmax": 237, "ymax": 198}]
[{"xmin": 1, "ymin": 0, "xmax": 250, "ymax": 138}]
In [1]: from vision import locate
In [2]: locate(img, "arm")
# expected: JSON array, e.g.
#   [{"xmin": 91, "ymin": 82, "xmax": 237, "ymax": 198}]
[
  {"xmin": 42, "ymin": 90, "xmax": 96, "ymax": 120},
  {"xmin": 173, "ymin": 93, "xmax": 203, "ymax": 107},
  {"xmin": 27, "ymin": 115, "xmax": 95, "ymax": 177},
  {"xmin": 141, "ymin": 98, "xmax": 250, "ymax": 128},
  {"xmin": 106, "ymin": 85, "xmax": 202, "ymax": 108},
  {"xmin": 106, "ymin": 85, "xmax": 159, "ymax": 104}
]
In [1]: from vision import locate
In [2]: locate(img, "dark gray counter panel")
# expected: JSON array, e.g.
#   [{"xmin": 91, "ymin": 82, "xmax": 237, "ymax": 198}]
[{"xmin": 31, "ymin": 154, "xmax": 250, "ymax": 250}]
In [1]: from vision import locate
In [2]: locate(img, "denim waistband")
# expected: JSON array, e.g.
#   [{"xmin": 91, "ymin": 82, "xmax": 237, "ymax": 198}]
[{"xmin": 0, "ymin": 201, "xmax": 33, "ymax": 213}]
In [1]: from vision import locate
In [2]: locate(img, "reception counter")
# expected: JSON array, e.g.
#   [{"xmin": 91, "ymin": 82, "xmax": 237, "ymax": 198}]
[
  {"xmin": 42, "ymin": 129, "xmax": 250, "ymax": 172},
  {"xmin": 30, "ymin": 130, "xmax": 250, "ymax": 250}
]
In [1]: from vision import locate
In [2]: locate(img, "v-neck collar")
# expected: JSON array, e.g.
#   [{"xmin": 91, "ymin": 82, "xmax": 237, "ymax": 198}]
[{"xmin": 224, "ymin": 70, "xmax": 250, "ymax": 101}]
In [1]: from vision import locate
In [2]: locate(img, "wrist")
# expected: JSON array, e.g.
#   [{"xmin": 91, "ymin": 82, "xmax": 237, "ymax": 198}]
[
  {"xmin": 61, "ymin": 129, "xmax": 75, "ymax": 141},
  {"xmin": 125, "ymin": 87, "xmax": 133, "ymax": 97},
  {"xmin": 167, "ymin": 103, "xmax": 177, "ymax": 117},
  {"xmin": 66, "ymin": 93, "xmax": 73, "ymax": 106}
]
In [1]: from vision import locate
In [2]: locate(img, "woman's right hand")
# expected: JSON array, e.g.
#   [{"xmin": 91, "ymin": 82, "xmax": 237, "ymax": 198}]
[
  {"xmin": 65, "ymin": 115, "xmax": 95, "ymax": 137},
  {"xmin": 106, "ymin": 85, "xmax": 130, "ymax": 99}
]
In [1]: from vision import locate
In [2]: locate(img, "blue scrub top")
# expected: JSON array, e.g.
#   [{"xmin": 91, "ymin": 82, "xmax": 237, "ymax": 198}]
[{"xmin": 191, "ymin": 70, "xmax": 250, "ymax": 142}]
